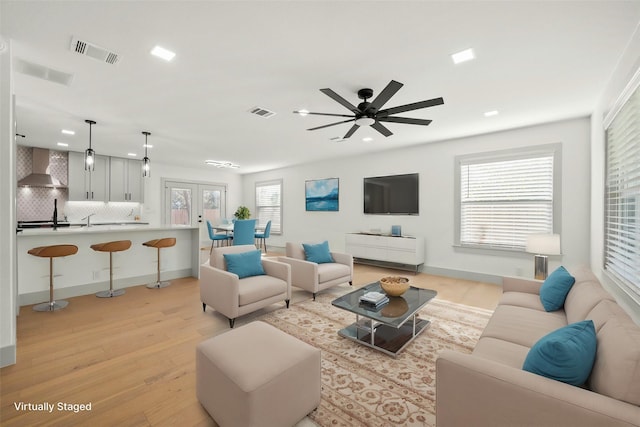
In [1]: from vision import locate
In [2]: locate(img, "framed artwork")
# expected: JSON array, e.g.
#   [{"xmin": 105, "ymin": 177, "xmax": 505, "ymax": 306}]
[{"xmin": 305, "ymin": 178, "xmax": 339, "ymax": 211}]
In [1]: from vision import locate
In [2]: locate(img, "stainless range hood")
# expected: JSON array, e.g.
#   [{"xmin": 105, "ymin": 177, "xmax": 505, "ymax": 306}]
[{"xmin": 17, "ymin": 148, "xmax": 66, "ymax": 188}]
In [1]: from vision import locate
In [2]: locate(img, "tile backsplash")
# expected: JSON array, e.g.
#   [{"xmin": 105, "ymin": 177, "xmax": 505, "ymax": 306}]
[{"xmin": 16, "ymin": 145, "xmax": 142, "ymax": 223}]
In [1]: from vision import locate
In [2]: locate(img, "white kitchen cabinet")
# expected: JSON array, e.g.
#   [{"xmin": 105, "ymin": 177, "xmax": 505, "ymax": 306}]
[
  {"xmin": 109, "ymin": 157, "xmax": 143, "ymax": 202},
  {"xmin": 68, "ymin": 151, "xmax": 108, "ymax": 201},
  {"xmin": 345, "ymin": 233, "xmax": 425, "ymax": 272}
]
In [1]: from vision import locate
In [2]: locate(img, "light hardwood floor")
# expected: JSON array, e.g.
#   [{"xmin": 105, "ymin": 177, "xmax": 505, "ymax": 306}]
[{"xmin": 1, "ymin": 256, "xmax": 502, "ymax": 426}]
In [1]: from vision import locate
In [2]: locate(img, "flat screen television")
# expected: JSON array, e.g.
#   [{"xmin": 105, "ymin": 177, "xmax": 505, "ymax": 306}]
[{"xmin": 363, "ymin": 173, "xmax": 419, "ymax": 215}]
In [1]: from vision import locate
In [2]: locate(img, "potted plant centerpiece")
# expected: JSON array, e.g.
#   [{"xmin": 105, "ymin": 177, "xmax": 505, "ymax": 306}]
[{"xmin": 234, "ymin": 206, "xmax": 251, "ymax": 220}]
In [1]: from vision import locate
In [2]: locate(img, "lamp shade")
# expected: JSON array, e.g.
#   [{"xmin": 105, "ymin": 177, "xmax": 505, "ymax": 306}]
[{"xmin": 526, "ymin": 234, "xmax": 561, "ymax": 255}]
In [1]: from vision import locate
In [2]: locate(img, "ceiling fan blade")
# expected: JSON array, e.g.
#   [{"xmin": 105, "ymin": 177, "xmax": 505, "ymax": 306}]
[
  {"xmin": 293, "ymin": 111, "xmax": 354, "ymax": 118},
  {"xmin": 343, "ymin": 124, "xmax": 360, "ymax": 139},
  {"xmin": 377, "ymin": 116, "xmax": 433, "ymax": 126},
  {"xmin": 368, "ymin": 80, "xmax": 403, "ymax": 111},
  {"xmin": 378, "ymin": 97, "xmax": 444, "ymax": 117},
  {"xmin": 371, "ymin": 121, "xmax": 393, "ymax": 137},
  {"xmin": 307, "ymin": 118, "xmax": 356, "ymax": 131},
  {"xmin": 320, "ymin": 88, "xmax": 359, "ymax": 113}
]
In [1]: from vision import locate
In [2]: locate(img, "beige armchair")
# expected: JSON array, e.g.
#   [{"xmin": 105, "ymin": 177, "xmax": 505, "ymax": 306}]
[
  {"xmin": 200, "ymin": 245, "xmax": 291, "ymax": 327},
  {"xmin": 279, "ymin": 242, "xmax": 353, "ymax": 300}
]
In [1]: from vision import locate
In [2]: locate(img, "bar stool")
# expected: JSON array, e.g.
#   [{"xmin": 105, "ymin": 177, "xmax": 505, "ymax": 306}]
[
  {"xmin": 90, "ymin": 240, "xmax": 132, "ymax": 298},
  {"xmin": 27, "ymin": 244, "xmax": 78, "ymax": 311},
  {"xmin": 143, "ymin": 237, "xmax": 176, "ymax": 289}
]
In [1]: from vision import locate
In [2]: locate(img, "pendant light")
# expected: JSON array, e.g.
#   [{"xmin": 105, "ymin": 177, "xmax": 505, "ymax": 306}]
[
  {"xmin": 84, "ymin": 119, "xmax": 96, "ymax": 171},
  {"xmin": 142, "ymin": 131, "xmax": 151, "ymax": 177}
]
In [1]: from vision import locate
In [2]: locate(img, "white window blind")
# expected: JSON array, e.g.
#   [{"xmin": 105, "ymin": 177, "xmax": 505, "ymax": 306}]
[
  {"xmin": 255, "ymin": 180, "xmax": 282, "ymax": 234},
  {"xmin": 458, "ymin": 148, "xmax": 556, "ymax": 250},
  {"xmin": 605, "ymin": 84, "xmax": 640, "ymax": 300}
]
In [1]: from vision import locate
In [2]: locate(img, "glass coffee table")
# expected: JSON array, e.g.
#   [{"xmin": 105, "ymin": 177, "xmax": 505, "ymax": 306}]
[{"xmin": 331, "ymin": 282, "xmax": 437, "ymax": 357}]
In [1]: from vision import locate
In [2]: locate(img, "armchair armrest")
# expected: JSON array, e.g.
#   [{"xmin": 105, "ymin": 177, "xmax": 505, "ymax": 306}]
[
  {"xmin": 278, "ymin": 256, "xmax": 319, "ymax": 289},
  {"xmin": 262, "ymin": 259, "xmax": 292, "ymax": 299},
  {"xmin": 502, "ymin": 275, "xmax": 543, "ymax": 295},
  {"xmin": 331, "ymin": 251, "xmax": 353, "ymax": 267},
  {"xmin": 200, "ymin": 262, "xmax": 240, "ymax": 319},
  {"xmin": 436, "ymin": 350, "xmax": 640, "ymax": 427}
]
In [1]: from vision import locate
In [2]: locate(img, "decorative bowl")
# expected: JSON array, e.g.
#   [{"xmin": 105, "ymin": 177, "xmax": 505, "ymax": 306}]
[{"xmin": 379, "ymin": 276, "xmax": 410, "ymax": 296}]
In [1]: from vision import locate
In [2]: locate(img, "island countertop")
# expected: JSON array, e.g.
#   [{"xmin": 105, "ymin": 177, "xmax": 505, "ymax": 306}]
[
  {"xmin": 17, "ymin": 223, "xmax": 196, "ymax": 236},
  {"xmin": 17, "ymin": 224, "xmax": 200, "ymax": 306}
]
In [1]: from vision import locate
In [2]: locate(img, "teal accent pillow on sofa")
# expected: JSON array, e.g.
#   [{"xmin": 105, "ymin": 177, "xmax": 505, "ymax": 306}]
[
  {"xmin": 540, "ymin": 266, "xmax": 576, "ymax": 311},
  {"xmin": 523, "ymin": 320, "xmax": 597, "ymax": 386},
  {"xmin": 302, "ymin": 241, "xmax": 334, "ymax": 264},
  {"xmin": 223, "ymin": 250, "xmax": 265, "ymax": 279}
]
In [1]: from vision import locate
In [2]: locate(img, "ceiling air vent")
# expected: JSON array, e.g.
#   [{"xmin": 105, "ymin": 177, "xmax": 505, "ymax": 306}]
[
  {"xmin": 14, "ymin": 58, "xmax": 74, "ymax": 86},
  {"xmin": 248, "ymin": 106, "xmax": 276, "ymax": 118},
  {"xmin": 70, "ymin": 37, "xmax": 121, "ymax": 65}
]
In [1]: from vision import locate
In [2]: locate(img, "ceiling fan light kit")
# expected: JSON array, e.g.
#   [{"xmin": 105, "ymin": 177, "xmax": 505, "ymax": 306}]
[{"xmin": 295, "ymin": 80, "xmax": 444, "ymax": 139}]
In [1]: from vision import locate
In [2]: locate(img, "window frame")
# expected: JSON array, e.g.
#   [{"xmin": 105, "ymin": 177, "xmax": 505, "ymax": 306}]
[
  {"xmin": 603, "ymin": 76, "xmax": 640, "ymax": 303},
  {"xmin": 255, "ymin": 179, "xmax": 283, "ymax": 235},
  {"xmin": 454, "ymin": 143, "xmax": 562, "ymax": 252}
]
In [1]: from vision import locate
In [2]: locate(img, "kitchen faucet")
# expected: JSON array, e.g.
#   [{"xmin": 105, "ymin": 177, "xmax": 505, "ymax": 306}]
[{"xmin": 81, "ymin": 213, "xmax": 96, "ymax": 227}]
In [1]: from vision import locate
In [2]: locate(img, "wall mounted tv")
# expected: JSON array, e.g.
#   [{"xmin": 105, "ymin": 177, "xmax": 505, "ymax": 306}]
[{"xmin": 363, "ymin": 173, "xmax": 419, "ymax": 215}]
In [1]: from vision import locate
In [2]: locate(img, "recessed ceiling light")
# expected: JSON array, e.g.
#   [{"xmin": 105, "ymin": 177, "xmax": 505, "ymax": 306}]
[
  {"xmin": 61, "ymin": 129, "xmax": 75, "ymax": 135},
  {"xmin": 296, "ymin": 109, "xmax": 309, "ymax": 117},
  {"xmin": 127, "ymin": 153, "xmax": 137, "ymax": 157},
  {"xmin": 150, "ymin": 45, "xmax": 176, "ymax": 61},
  {"xmin": 143, "ymin": 144, "xmax": 153, "ymax": 148},
  {"xmin": 56, "ymin": 142, "xmax": 68, "ymax": 147},
  {"xmin": 451, "ymin": 48, "xmax": 475, "ymax": 64},
  {"xmin": 484, "ymin": 110, "xmax": 499, "ymax": 117},
  {"xmin": 362, "ymin": 137, "xmax": 373, "ymax": 142}
]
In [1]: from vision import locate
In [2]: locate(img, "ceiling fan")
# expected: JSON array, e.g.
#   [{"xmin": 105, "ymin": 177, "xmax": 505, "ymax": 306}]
[{"xmin": 294, "ymin": 80, "xmax": 444, "ymax": 139}]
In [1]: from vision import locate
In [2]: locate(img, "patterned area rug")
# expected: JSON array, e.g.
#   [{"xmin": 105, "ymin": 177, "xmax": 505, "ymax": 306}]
[{"xmin": 257, "ymin": 291, "xmax": 493, "ymax": 427}]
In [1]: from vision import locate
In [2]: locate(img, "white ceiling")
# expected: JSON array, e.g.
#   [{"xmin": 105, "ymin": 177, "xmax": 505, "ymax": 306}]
[{"xmin": 3, "ymin": 1, "xmax": 640, "ymax": 174}]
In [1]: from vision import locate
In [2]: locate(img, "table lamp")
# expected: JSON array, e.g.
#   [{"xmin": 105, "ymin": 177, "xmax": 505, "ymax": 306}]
[{"xmin": 526, "ymin": 234, "xmax": 561, "ymax": 280}]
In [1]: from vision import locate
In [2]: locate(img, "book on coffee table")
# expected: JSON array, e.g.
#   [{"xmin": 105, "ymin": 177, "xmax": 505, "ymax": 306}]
[{"xmin": 359, "ymin": 291, "xmax": 389, "ymax": 308}]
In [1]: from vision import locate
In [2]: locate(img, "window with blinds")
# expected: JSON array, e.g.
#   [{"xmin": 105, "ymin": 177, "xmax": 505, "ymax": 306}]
[
  {"xmin": 605, "ymin": 84, "xmax": 640, "ymax": 300},
  {"xmin": 255, "ymin": 179, "xmax": 282, "ymax": 234},
  {"xmin": 456, "ymin": 145, "xmax": 560, "ymax": 251}
]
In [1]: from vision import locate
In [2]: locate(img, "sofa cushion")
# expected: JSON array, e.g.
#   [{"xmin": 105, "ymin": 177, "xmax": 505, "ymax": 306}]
[
  {"xmin": 302, "ymin": 241, "xmax": 334, "ymax": 264},
  {"xmin": 586, "ymin": 299, "xmax": 633, "ymax": 332},
  {"xmin": 238, "ymin": 275, "xmax": 287, "ymax": 306},
  {"xmin": 564, "ymin": 280, "xmax": 614, "ymax": 324},
  {"xmin": 481, "ymin": 304, "xmax": 567, "ymax": 348},
  {"xmin": 473, "ymin": 337, "xmax": 531, "ymax": 369},
  {"xmin": 589, "ymin": 317, "xmax": 640, "ymax": 406},
  {"xmin": 539, "ymin": 266, "xmax": 575, "ymax": 312},
  {"xmin": 523, "ymin": 320, "xmax": 597, "ymax": 386},
  {"xmin": 224, "ymin": 250, "xmax": 265, "ymax": 279},
  {"xmin": 499, "ymin": 292, "xmax": 545, "ymax": 311}
]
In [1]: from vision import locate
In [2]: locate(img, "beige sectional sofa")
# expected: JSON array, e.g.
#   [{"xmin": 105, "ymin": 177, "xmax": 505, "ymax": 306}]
[{"xmin": 436, "ymin": 266, "xmax": 640, "ymax": 427}]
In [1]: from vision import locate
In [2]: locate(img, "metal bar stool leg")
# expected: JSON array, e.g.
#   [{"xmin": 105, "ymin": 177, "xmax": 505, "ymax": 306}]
[
  {"xmin": 33, "ymin": 257, "xmax": 69, "ymax": 312},
  {"xmin": 96, "ymin": 252, "xmax": 126, "ymax": 298}
]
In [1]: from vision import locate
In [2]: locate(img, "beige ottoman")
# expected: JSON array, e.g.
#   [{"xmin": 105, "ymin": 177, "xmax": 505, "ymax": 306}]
[{"xmin": 196, "ymin": 320, "xmax": 321, "ymax": 427}]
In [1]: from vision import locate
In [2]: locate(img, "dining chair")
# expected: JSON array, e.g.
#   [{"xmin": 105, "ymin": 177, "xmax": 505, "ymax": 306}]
[
  {"xmin": 207, "ymin": 220, "xmax": 232, "ymax": 253},
  {"xmin": 232, "ymin": 219, "xmax": 256, "ymax": 246},
  {"xmin": 254, "ymin": 220, "xmax": 272, "ymax": 253}
]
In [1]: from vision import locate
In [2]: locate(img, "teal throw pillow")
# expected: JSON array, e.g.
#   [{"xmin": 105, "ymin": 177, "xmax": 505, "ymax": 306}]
[
  {"xmin": 223, "ymin": 250, "xmax": 265, "ymax": 279},
  {"xmin": 522, "ymin": 320, "xmax": 597, "ymax": 386},
  {"xmin": 539, "ymin": 266, "xmax": 575, "ymax": 311},
  {"xmin": 302, "ymin": 241, "xmax": 334, "ymax": 264}
]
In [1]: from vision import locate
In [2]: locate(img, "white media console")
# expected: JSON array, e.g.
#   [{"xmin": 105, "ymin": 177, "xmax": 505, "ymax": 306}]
[{"xmin": 345, "ymin": 233, "xmax": 425, "ymax": 272}]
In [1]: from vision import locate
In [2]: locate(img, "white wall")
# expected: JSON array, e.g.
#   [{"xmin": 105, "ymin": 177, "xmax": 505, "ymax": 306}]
[
  {"xmin": 0, "ymin": 38, "xmax": 17, "ymax": 367},
  {"xmin": 243, "ymin": 117, "xmax": 591, "ymax": 281},
  {"xmin": 590, "ymin": 25, "xmax": 640, "ymax": 322}
]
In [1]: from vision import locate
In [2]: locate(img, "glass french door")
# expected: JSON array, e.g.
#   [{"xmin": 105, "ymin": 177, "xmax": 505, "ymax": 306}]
[{"xmin": 163, "ymin": 180, "xmax": 227, "ymax": 244}]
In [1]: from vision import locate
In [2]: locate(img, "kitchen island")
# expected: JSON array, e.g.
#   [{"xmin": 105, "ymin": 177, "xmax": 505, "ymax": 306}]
[{"xmin": 17, "ymin": 224, "xmax": 199, "ymax": 306}]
